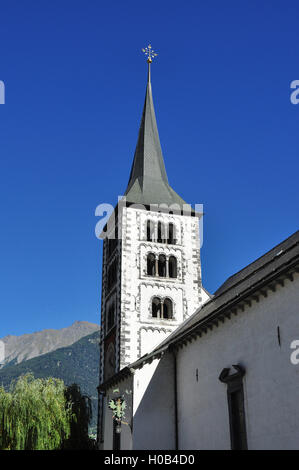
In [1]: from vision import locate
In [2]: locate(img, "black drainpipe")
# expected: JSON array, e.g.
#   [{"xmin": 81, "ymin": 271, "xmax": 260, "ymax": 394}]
[{"xmin": 172, "ymin": 347, "xmax": 179, "ymax": 450}]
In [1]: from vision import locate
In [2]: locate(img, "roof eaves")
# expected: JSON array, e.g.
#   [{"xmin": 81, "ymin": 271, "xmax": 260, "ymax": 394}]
[
  {"xmin": 131, "ymin": 237, "xmax": 299, "ymax": 366},
  {"xmin": 98, "ymin": 231, "xmax": 299, "ymax": 386}
]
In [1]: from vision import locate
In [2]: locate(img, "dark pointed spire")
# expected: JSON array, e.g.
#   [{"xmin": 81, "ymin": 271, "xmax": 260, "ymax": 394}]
[{"xmin": 124, "ymin": 46, "xmax": 190, "ymax": 211}]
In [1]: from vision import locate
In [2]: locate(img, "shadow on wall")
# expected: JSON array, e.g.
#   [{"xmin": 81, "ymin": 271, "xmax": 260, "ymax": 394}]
[{"xmin": 133, "ymin": 353, "xmax": 176, "ymax": 450}]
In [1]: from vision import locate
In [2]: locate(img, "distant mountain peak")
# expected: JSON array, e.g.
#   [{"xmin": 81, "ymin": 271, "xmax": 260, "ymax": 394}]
[{"xmin": 1, "ymin": 321, "xmax": 100, "ymax": 366}]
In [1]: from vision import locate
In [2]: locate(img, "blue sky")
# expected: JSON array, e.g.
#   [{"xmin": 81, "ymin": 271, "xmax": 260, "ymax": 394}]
[{"xmin": 0, "ymin": 0, "xmax": 298, "ymax": 336}]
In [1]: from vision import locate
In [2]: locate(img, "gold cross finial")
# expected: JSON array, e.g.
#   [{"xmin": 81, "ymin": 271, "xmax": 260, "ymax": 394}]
[{"xmin": 142, "ymin": 44, "xmax": 158, "ymax": 63}]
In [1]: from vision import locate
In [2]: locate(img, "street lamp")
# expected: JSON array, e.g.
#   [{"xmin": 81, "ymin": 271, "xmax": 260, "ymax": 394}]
[{"xmin": 115, "ymin": 421, "xmax": 121, "ymax": 434}]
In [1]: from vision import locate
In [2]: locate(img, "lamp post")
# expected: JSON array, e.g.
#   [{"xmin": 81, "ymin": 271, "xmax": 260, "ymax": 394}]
[{"xmin": 115, "ymin": 420, "xmax": 121, "ymax": 434}]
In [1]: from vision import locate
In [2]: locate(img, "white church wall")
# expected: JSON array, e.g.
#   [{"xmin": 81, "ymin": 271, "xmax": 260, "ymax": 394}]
[
  {"xmin": 133, "ymin": 355, "xmax": 176, "ymax": 450},
  {"xmin": 176, "ymin": 273, "xmax": 299, "ymax": 450},
  {"xmin": 139, "ymin": 327, "xmax": 171, "ymax": 356}
]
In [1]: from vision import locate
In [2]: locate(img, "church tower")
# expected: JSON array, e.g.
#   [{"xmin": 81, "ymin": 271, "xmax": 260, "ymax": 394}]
[{"xmin": 98, "ymin": 46, "xmax": 208, "ymax": 389}]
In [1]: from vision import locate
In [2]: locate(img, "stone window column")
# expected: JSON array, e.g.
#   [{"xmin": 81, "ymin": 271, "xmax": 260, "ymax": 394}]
[
  {"xmin": 153, "ymin": 221, "xmax": 157, "ymax": 242},
  {"xmin": 155, "ymin": 255, "xmax": 159, "ymax": 275},
  {"xmin": 166, "ymin": 255, "xmax": 169, "ymax": 278},
  {"xmin": 160, "ymin": 299, "xmax": 164, "ymax": 319}
]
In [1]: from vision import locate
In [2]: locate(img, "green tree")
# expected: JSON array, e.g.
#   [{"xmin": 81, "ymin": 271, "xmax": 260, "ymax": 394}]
[
  {"xmin": 0, "ymin": 373, "xmax": 72, "ymax": 450},
  {"xmin": 63, "ymin": 383, "xmax": 95, "ymax": 450}
]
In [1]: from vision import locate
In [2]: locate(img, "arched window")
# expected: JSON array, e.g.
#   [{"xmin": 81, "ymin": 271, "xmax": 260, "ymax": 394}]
[
  {"xmin": 147, "ymin": 220, "xmax": 155, "ymax": 242},
  {"xmin": 152, "ymin": 297, "xmax": 161, "ymax": 318},
  {"xmin": 151, "ymin": 297, "xmax": 173, "ymax": 320},
  {"xmin": 157, "ymin": 221, "xmax": 165, "ymax": 243},
  {"xmin": 163, "ymin": 298, "xmax": 173, "ymax": 319},
  {"xmin": 147, "ymin": 253, "xmax": 156, "ymax": 276},
  {"xmin": 158, "ymin": 254, "xmax": 166, "ymax": 277},
  {"xmin": 169, "ymin": 256, "xmax": 177, "ymax": 278},
  {"xmin": 168, "ymin": 223, "xmax": 176, "ymax": 244}
]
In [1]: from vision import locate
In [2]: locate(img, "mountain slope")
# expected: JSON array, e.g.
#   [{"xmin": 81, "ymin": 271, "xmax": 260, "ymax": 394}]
[{"xmin": 0, "ymin": 321, "xmax": 100, "ymax": 365}]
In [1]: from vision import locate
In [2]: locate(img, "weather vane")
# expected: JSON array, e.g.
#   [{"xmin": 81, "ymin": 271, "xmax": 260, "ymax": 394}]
[{"xmin": 142, "ymin": 44, "xmax": 158, "ymax": 63}]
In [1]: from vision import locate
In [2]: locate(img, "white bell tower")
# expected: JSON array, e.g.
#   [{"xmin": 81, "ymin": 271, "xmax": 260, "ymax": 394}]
[
  {"xmin": 117, "ymin": 205, "xmax": 207, "ymax": 369},
  {"xmin": 98, "ymin": 44, "xmax": 209, "ymax": 392}
]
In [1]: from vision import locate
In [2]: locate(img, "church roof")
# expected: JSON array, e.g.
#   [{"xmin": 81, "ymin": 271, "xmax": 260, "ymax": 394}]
[
  {"xmin": 154, "ymin": 229, "xmax": 299, "ymax": 348},
  {"xmin": 98, "ymin": 230, "xmax": 299, "ymax": 390},
  {"xmin": 124, "ymin": 63, "xmax": 192, "ymax": 212}
]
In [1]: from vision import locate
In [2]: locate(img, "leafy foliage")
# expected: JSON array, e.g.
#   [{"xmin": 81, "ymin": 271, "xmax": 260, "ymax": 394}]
[
  {"xmin": 0, "ymin": 374, "xmax": 96, "ymax": 450},
  {"xmin": 0, "ymin": 331, "xmax": 100, "ymax": 433},
  {"xmin": 0, "ymin": 373, "xmax": 71, "ymax": 450},
  {"xmin": 63, "ymin": 383, "xmax": 95, "ymax": 450}
]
